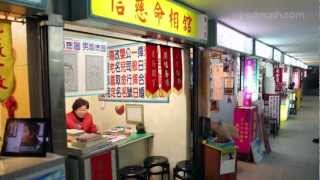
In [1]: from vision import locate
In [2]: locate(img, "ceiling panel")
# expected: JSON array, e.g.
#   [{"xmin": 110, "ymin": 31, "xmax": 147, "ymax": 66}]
[{"xmin": 178, "ymin": 0, "xmax": 320, "ymax": 64}]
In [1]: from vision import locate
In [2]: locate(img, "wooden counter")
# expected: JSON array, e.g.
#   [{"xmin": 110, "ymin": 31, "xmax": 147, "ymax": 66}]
[
  {"xmin": 0, "ymin": 153, "xmax": 65, "ymax": 180},
  {"xmin": 203, "ymin": 142, "xmax": 237, "ymax": 180}
]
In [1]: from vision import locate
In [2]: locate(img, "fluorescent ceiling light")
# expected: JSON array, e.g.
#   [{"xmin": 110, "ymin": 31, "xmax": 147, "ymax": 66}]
[
  {"xmin": 217, "ymin": 23, "xmax": 253, "ymax": 54},
  {"xmin": 255, "ymin": 40, "xmax": 273, "ymax": 59}
]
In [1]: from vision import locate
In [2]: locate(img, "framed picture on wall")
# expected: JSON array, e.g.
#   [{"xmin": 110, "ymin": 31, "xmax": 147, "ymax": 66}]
[
  {"xmin": 126, "ymin": 104, "xmax": 144, "ymax": 124},
  {"xmin": 224, "ymin": 77, "xmax": 234, "ymax": 95}
]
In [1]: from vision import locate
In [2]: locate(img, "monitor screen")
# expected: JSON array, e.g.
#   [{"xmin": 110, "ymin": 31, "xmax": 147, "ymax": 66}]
[{"xmin": 1, "ymin": 118, "xmax": 47, "ymax": 157}]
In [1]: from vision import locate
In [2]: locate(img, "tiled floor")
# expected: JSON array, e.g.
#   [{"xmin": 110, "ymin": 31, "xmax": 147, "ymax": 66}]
[{"xmin": 237, "ymin": 96, "xmax": 319, "ymax": 180}]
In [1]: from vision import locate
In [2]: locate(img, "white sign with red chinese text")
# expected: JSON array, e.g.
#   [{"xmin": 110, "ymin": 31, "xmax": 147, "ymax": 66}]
[{"xmin": 104, "ymin": 43, "xmax": 168, "ymax": 102}]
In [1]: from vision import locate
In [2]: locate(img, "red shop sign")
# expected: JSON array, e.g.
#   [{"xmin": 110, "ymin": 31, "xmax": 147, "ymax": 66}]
[
  {"xmin": 160, "ymin": 45, "xmax": 171, "ymax": 95},
  {"xmin": 146, "ymin": 43, "xmax": 159, "ymax": 96},
  {"xmin": 173, "ymin": 47, "xmax": 183, "ymax": 92}
]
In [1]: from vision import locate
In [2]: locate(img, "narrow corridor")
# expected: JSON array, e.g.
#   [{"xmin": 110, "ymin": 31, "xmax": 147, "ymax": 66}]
[{"xmin": 237, "ymin": 96, "xmax": 319, "ymax": 180}]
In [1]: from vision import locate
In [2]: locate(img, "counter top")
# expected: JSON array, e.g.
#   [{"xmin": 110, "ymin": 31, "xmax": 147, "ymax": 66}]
[
  {"xmin": 203, "ymin": 141, "xmax": 236, "ymax": 154},
  {"xmin": 67, "ymin": 132, "xmax": 153, "ymax": 158},
  {"xmin": 67, "ymin": 143, "xmax": 117, "ymax": 158},
  {"xmin": 0, "ymin": 153, "xmax": 64, "ymax": 177},
  {"xmin": 117, "ymin": 133, "xmax": 153, "ymax": 148}
]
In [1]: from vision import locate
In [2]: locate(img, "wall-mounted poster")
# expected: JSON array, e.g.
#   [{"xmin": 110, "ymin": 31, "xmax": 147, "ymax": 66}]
[
  {"xmin": 63, "ymin": 37, "xmax": 107, "ymax": 96},
  {"xmin": 85, "ymin": 55, "xmax": 105, "ymax": 91},
  {"xmin": 64, "ymin": 53, "xmax": 78, "ymax": 92},
  {"xmin": 224, "ymin": 77, "xmax": 234, "ymax": 95},
  {"xmin": 211, "ymin": 62, "xmax": 224, "ymax": 100},
  {"xmin": 102, "ymin": 43, "xmax": 168, "ymax": 103}
]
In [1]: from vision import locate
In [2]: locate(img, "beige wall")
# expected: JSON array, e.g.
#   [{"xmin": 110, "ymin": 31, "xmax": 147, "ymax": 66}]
[
  {"xmin": 0, "ymin": 22, "xmax": 30, "ymax": 148},
  {"xmin": 65, "ymin": 49, "xmax": 191, "ymax": 167}
]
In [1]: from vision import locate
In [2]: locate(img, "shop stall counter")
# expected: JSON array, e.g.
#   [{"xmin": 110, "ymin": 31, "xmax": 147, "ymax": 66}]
[
  {"xmin": 203, "ymin": 141, "xmax": 237, "ymax": 180},
  {"xmin": 0, "ymin": 153, "xmax": 65, "ymax": 180},
  {"xmin": 116, "ymin": 132, "xmax": 153, "ymax": 169},
  {"xmin": 66, "ymin": 142, "xmax": 117, "ymax": 180},
  {"xmin": 66, "ymin": 132, "xmax": 153, "ymax": 180}
]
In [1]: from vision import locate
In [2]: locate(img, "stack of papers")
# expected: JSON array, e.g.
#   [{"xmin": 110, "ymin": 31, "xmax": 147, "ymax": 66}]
[{"xmin": 103, "ymin": 134, "xmax": 127, "ymax": 143}]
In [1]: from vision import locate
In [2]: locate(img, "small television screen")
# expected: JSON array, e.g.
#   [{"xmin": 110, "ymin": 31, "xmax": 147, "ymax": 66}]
[{"xmin": 1, "ymin": 118, "xmax": 47, "ymax": 157}]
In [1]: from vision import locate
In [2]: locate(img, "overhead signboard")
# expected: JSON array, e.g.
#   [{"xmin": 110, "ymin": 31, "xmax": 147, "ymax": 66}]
[
  {"xmin": 216, "ymin": 23, "xmax": 253, "ymax": 54},
  {"xmin": 284, "ymin": 55, "xmax": 292, "ymax": 65},
  {"xmin": 255, "ymin": 40, "xmax": 272, "ymax": 59},
  {"xmin": 84, "ymin": 0, "xmax": 208, "ymax": 42},
  {"xmin": 273, "ymin": 49, "xmax": 282, "ymax": 63}
]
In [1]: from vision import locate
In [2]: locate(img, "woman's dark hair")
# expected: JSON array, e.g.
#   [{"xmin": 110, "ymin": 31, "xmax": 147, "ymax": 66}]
[
  {"xmin": 25, "ymin": 122, "xmax": 40, "ymax": 136},
  {"xmin": 72, "ymin": 98, "xmax": 89, "ymax": 111},
  {"xmin": 22, "ymin": 122, "xmax": 40, "ymax": 146}
]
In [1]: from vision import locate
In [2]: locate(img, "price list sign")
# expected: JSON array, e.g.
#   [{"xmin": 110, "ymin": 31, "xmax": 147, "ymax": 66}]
[{"xmin": 106, "ymin": 44, "xmax": 146, "ymax": 100}]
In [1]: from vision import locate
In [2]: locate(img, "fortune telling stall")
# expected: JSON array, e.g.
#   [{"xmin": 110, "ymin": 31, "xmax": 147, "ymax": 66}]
[{"xmin": 59, "ymin": 0, "xmax": 208, "ymax": 179}]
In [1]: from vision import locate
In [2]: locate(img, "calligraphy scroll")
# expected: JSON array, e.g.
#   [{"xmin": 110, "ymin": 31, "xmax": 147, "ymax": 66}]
[
  {"xmin": 0, "ymin": 21, "xmax": 14, "ymax": 102},
  {"xmin": 173, "ymin": 47, "xmax": 183, "ymax": 92},
  {"xmin": 160, "ymin": 45, "xmax": 171, "ymax": 96},
  {"xmin": 146, "ymin": 43, "xmax": 159, "ymax": 96}
]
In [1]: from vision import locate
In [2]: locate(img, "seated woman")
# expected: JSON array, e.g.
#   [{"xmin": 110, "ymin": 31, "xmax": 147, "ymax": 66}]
[{"xmin": 66, "ymin": 98, "xmax": 98, "ymax": 133}]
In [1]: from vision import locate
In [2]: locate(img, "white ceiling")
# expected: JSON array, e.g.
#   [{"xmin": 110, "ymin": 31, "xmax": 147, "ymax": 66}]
[{"xmin": 179, "ymin": 0, "xmax": 320, "ymax": 64}]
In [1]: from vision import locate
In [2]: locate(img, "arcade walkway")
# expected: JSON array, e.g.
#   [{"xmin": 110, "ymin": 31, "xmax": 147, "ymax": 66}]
[{"xmin": 237, "ymin": 96, "xmax": 319, "ymax": 180}]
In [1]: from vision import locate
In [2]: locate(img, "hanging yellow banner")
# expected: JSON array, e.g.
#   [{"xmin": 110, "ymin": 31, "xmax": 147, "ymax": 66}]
[
  {"xmin": 0, "ymin": 21, "xmax": 14, "ymax": 102},
  {"xmin": 91, "ymin": 0, "xmax": 207, "ymax": 41}
]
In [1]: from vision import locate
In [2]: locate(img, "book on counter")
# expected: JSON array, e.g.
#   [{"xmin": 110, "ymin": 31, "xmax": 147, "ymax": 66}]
[
  {"xmin": 67, "ymin": 129, "xmax": 85, "ymax": 136},
  {"xmin": 71, "ymin": 137, "xmax": 110, "ymax": 148},
  {"xmin": 76, "ymin": 133, "xmax": 102, "ymax": 142}
]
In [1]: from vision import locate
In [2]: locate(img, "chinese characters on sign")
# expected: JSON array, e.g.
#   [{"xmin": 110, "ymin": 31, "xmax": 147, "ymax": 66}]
[
  {"xmin": 0, "ymin": 21, "xmax": 14, "ymax": 102},
  {"xmin": 234, "ymin": 107, "xmax": 257, "ymax": 154},
  {"xmin": 160, "ymin": 45, "xmax": 171, "ymax": 94},
  {"xmin": 173, "ymin": 47, "xmax": 183, "ymax": 92},
  {"xmin": 64, "ymin": 38, "xmax": 106, "ymax": 53},
  {"xmin": 146, "ymin": 43, "xmax": 159, "ymax": 96},
  {"xmin": 106, "ymin": 44, "xmax": 146, "ymax": 100},
  {"xmin": 92, "ymin": 0, "xmax": 206, "ymax": 40},
  {"xmin": 104, "ymin": 43, "xmax": 172, "ymax": 102}
]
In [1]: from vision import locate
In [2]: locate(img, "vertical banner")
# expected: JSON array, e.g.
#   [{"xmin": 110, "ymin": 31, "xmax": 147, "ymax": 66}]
[
  {"xmin": 160, "ymin": 45, "xmax": 171, "ymax": 96},
  {"xmin": 0, "ymin": 21, "xmax": 14, "ymax": 102},
  {"xmin": 243, "ymin": 57, "xmax": 258, "ymax": 101},
  {"xmin": 273, "ymin": 67, "xmax": 283, "ymax": 92},
  {"xmin": 173, "ymin": 47, "xmax": 183, "ymax": 92},
  {"xmin": 146, "ymin": 43, "xmax": 159, "ymax": 96}
]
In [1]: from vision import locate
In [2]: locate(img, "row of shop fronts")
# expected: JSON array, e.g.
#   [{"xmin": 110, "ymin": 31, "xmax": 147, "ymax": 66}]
[{"xmin": 0, "ymin": 0, "xmax": 308, "ymax": 179}]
